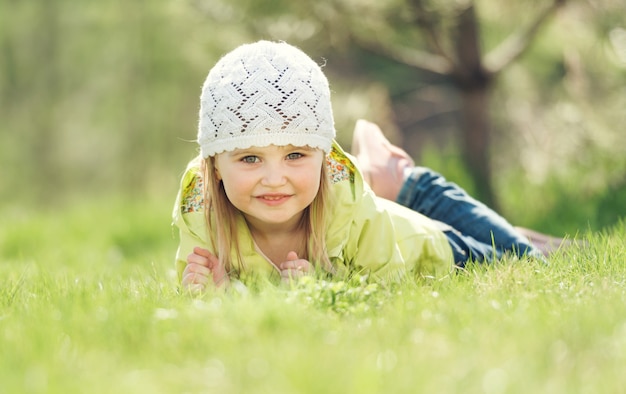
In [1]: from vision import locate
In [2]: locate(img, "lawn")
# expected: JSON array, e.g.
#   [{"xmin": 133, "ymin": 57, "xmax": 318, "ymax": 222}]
[{"xmin": 1, "ymin": 196, "xmax": 625, "ymax": 393}]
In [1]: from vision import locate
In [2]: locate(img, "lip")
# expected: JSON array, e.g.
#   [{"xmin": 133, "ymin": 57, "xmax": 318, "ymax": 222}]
[{"xmin": 255, "ymin": 193, "xmax": 292, "ymax": 206}]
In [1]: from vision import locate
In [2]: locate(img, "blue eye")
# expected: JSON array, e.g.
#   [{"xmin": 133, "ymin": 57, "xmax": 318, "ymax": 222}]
[
  {"xmin": 286, "ymin": 152, "xmax": 303, "ymax": 160},
  {"xmin": 241, "ymin": 156, "xmax": 260, "ymax": 164}
]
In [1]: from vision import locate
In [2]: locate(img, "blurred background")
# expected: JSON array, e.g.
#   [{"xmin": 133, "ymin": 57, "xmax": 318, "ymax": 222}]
[{"xmin": 1, "ymin": 0, "xmax": 625, "ymax": 235}]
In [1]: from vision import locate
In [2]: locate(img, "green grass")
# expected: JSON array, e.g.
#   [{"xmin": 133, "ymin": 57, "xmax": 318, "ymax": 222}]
[{"xmin": 1, "ymin": 196, "xmax": 625, "ymax": 393}]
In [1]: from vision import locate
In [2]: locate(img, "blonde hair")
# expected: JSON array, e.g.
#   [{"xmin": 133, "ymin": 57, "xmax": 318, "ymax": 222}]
[{"xmin": 202, "ymin": 155, "xmax": 333, "ymax": 276}]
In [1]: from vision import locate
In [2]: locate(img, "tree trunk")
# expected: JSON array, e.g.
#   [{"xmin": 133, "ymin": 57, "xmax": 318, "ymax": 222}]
[
  {"xmin": 453, "ymin": 4, "xmax": 498, "ymax": 210},
  {"xmin": 458, "ymin": 86, "xmax": 497, "ymax": 209}
]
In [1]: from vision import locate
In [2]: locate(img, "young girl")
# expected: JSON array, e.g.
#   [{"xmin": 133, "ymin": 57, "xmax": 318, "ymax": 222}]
[{"xmin": 172, "ymin": 40, "xmax": 543, "ymax": 292}]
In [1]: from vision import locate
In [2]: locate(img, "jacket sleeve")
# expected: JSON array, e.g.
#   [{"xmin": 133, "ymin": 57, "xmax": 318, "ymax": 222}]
[{"xmin": 345, "ymin": 193, "xmax": 454, "ymax": 282}]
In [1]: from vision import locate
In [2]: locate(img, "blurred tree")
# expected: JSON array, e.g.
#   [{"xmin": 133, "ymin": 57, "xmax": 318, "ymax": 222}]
[
  {"xmin": 349, "ymin": 0, "xmax": 568, "ymax": 209},
  {"xmin": 1, "ymin": 0, "xmax": 624, "ymax": 232},
  {"xmin": 192, "ymin": 0, "xmax": 568, "ymax": 209},
  {"xmin": 0, "ymin": 0, "xmax": 213, "ymax": 203}
]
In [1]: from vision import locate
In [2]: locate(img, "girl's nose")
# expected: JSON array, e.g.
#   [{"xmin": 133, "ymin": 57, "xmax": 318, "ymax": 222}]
[{"xmin": 260, "ymin": 163, "xmax": 287, "ymax": 186}]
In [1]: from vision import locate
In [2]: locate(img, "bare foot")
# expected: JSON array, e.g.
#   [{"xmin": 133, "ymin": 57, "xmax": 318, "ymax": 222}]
[
  {"xmin": 351, "ymin": 119, "xmax": 415, "ymax": 201},
  {"xmin": 514, "ymin": 226, "xmax": 574, "ymax": 256}
]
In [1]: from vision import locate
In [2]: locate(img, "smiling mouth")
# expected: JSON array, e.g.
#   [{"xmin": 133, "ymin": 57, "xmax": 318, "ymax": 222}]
[
  {"xmin": 255, "ymin": 194, "xmax": 292, "ymax": 206},
  {"xmin": 258, "ymin": 194, "xmax": 290, "ymax": 200}
]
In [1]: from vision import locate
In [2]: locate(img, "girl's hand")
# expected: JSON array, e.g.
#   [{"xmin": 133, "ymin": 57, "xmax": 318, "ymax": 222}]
[
  {"xmin": 182, "ymin": 247, "xmax": 229, "ymax": 293},
  {"xmin": 279, "ymin": 251, "xmax": 312, "ymax": 284}
]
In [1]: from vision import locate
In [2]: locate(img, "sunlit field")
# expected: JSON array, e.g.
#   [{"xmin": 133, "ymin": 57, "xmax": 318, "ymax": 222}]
[
  {"xmin": 1, "ymin": 196, "xmax": 625, "ymax": 394},
  {"xmin": 3, "ymin": 0, "xmax": 626, "ymax": 392}
]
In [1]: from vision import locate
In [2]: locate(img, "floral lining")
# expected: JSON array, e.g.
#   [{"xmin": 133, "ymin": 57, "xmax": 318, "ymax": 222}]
[
  {"xmin": 181, "ymin": 173, "xmax": 204, "ymax": 214},
  {"xmin": 326, "ymin": 145, "xmax": 355, "ymax": 184}
]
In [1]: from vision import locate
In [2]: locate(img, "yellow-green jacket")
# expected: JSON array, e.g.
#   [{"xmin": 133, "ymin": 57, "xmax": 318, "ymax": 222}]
[{"xmin": 172, "ymin": 141, "xmax": 454, "ymax": 284}]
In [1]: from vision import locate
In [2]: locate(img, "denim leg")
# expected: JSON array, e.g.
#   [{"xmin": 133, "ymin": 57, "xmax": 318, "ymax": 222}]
[{"xmin": 396, "ymin": 167, "xmax": 541, "ymax": 266}]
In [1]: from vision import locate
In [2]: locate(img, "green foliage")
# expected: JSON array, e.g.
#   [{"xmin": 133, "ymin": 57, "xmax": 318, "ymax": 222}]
[
  {"xmin": 416, "ymin": 142, "xmax": 626, "ymax": 235},
  {"xmin": 420, "ymin": 142, "xmax": 478, "ymax": 196},
  {"xmin": 1, "ymin": 0, "xmax": 625, "ymax": 230},
  {"xmin": 288, "ymin": 276, "xmax": 384, "ymax": 315},
  {"xmin": 0, "ymin": 0, "xmax": 236, "ymax": 203},
  {"xmin": 2, "ymin": 198, "xmax": 626, "ymax": 393}
]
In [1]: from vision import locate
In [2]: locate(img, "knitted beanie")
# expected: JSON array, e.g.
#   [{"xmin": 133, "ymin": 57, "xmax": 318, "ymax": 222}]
[{"xmin": 198, "ymin": 41, "xmax": 336, "ymax": 158}]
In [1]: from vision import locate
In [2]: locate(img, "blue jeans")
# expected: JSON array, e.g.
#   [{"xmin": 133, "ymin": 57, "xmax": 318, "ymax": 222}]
[{"xmin": 396, "ymin": 167, "xmax": 542, "ymax": 266}]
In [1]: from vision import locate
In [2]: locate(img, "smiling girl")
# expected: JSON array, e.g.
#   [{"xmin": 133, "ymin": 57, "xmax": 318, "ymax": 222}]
[{"xmin": 173, "ymin": 41, "xmax": 542, "ymax": 292}]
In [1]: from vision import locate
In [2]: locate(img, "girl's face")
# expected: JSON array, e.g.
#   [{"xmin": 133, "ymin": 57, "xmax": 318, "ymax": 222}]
[{"xmin": 214, "ymin": 144, "xmax": 324, "ymax": 232}]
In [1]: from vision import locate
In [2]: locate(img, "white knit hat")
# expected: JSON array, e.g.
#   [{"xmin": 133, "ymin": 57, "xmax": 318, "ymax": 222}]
[{"xmin": 198, "ymin": 41, "xmax": 336, "ymax": 158}]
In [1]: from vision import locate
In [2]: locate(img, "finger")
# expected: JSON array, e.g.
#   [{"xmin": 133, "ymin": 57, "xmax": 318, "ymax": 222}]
[
  {"xmin": 194, "ymin": 247, "xmax": 221, "ymax": 268},
  {"xmin": 281, "ymin": 268, "xmax": 305, "ymax": 280},
  {"xmin": 280, "ymin": 251, "xmax": 303, "ymax": 270},
  {"xmin": 281, "ymin": 260, "xmax": 312, "ymax": 273},
  {"xmin": 187, "ymin": 252, "xmax": 211, "ymax": 267},
  {"xmin": 183, "ymin": 262, "xmax": 212, "ymax": 278},
  {"xmin": 187, "ymin": 250, "xmax": 220, "ymax": 269},
  {"xmin": 193, "ymin": 247, "xmax": 216, "ymax": 259},
  {"xmin": 182, "ymin": 271, "xmax": 211, "ymax": 287}
]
